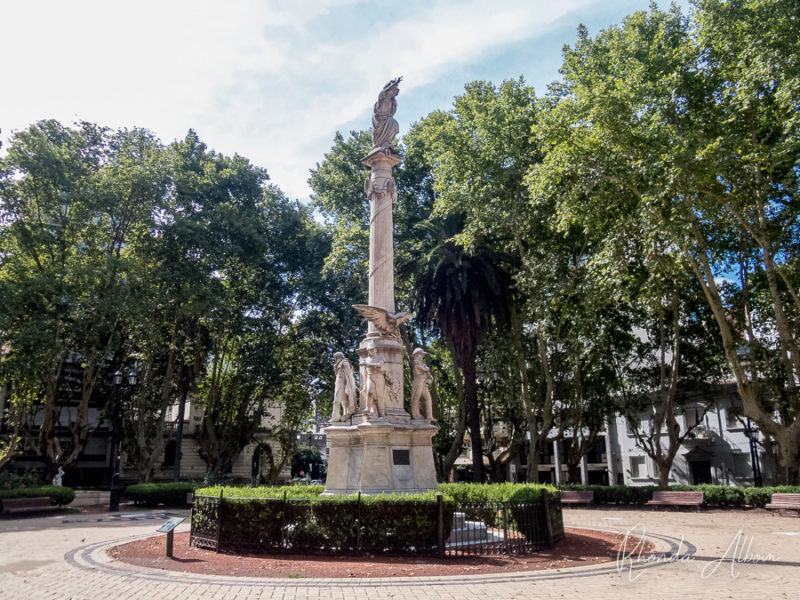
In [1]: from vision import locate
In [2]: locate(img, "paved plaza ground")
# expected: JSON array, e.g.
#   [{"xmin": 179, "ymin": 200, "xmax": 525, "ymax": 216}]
[{"xmin": 1, "ymin": 506, "xmax": 798, "ymax": 599}]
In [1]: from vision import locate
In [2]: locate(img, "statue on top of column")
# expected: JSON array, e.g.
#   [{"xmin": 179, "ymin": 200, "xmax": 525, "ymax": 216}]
[{"xmin": 371, "ymin": 77, "xmax": 402, "ymax": 154}]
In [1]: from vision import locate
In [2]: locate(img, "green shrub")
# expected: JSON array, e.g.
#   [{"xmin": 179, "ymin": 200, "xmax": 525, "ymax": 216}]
[
  {"xmin": 439, "ymin": 482, "xmax": 555, "ymax": 503},
  {"xmin": 195, "ymin": 484, "xmax": 327, "ymax": 500},
  {"xmin": 507, "ymin": 491, "xmax": 563, "ymax": 544},
  {"xmin": 216, "ymin": 497, "xmax": 287, "ymax": 550},
  {"xmin": 359, "ymin": 494, "xmax": 450, "ymax": 552},
  {"xmin": 557, "ymin": 483, "xmax": 800, "ymax": 508},
  {"xmin": 743, "ymin": 485, "xmax": 800, "ymax": 508},
  {"xmin": 283, "ymin": 497, "xmax": 360, "ymax": 551},
  {"xmin": 191, "ymin": 486, "xmax": 456, "ymax": 554},
  {"xmin": 437, "ymin": 483, "xmax": 552, "ymax": 527},
  {"xmin": 670, "ymin": 484, "xmax": 746, "ymax": 507},
  {"xmin": 0, "ymin": 485, "xmax": 74, "ymax": 507},
  {"xmin": 559, "ymin": 484, "xmax": 657, "ymax": 505},
  {"xmin": 0, "ymin": 469, "xmax": 45, "ymax": 489},
  {"xmin": 125, "ymin": 482, "xmax": 195, "ymax": 507}
]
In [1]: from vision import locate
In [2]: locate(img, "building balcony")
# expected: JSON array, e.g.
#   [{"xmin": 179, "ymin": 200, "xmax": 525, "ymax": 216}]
[{"xmin": 685, "ymin": 425, "xmax": 717, "ymax": 444}]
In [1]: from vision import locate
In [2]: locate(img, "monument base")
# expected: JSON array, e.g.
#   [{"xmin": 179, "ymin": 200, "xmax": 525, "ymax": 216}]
[{"xmin": 323, "ymin": 420, "xmax": 438, "ymax": 495}]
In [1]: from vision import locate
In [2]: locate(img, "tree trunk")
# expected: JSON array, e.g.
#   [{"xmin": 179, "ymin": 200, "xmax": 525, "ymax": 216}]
[
  {"xmin": 435, "ymin": 367, "xmax": 467, "ymax": 481},
  {"xmin": 684, "ymin": 222, "xmax": 800, "ymax": 482},
  {"xmin": 463, "ymin": 357, "xmax": 484, "ymax": 482},
  {"xmin": 527, "ymin": 434, "xmax": 545, "ymax": 483}
]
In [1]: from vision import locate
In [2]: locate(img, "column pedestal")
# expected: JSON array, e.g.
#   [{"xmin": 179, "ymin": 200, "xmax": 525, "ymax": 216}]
[{"xmin": 324, "ymin": 420, "xmax": 438, "ymax": 494}]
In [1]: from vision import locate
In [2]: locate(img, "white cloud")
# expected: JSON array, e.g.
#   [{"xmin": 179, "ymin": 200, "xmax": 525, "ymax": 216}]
[{"xmin": 1, "ymin": 0, "xmax": 639, "ymax": 200}]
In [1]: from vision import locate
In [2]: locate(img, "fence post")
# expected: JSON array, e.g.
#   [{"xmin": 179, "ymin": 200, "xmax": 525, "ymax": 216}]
[
  {"xmin": 502, "ymin": 502, "xmax": 509, "ymax": 553},
  {"xmin": 542, "ymin": 492, "xmax": 555, "ymax": 547},
  {"xmin": 437, "ymin": 494, "xmax": 444, "ymax": 558},
  {"xmin": 189, "ymin": 495, "xmax": 195, "ymax": 544},
  {"xmin": 356, "ymin": 491, "xmax": 362, "ymax": 552},
  {"xmin": 215, "ymin": 488, "xmax": 224, "ymax": 551},
  {"xmin": 280, "ymin": 490, "xmax": 287, "ymax": 549}
]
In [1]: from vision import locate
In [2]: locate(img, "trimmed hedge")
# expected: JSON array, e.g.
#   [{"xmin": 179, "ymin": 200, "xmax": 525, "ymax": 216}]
[
  {"xmin": 558, "ymin": 483, "xmax": 800, "ymax": 507},
  {"xmin": 671, "ymin": 484, "xmax": 746, "ymax": 507},
  {"xmin": 439, "ymin": 482, "xmax": 556, "ymax": 503},
  {"xmin": 197, "ymin": 484, "xmax": 326, "ymax": 499},
  {"xmin": 559, "ymin": 484, "xmax": 656, "ymax": 505},
  {"xmin": 438, "ymin": 482, "xmax": 558, "ymax": 528},
  {"xmin": 742, "ymin": 486, "xmax": 800, "ymax": 508},
  {"xmin": 125, "ymin": 482, "xmax": 196, "ymax": 507},
  {"xmin": 0, "ymin": 485, "xmax": 74, "ymax": 508},
  {"xmin": 195, "ymin": 483, "xmax": 558, "ymax": 503},
  {"xmin": 192, "ymin": 487, "xmax": 455, "ymax": 553}
]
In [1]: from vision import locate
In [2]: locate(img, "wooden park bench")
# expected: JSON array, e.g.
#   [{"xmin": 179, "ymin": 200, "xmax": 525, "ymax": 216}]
[
  {"xmin": 765, "ymin": 493, "xmax": 800, "ymax": 516},
  {"xmin": 1, "ymin": 497, "xmax": 59, "ymax": 515},
  {"xmin": 646, "ymin": 491, "xmax": 704, "ymax": 511},
  {"xmin": 560, "ymin": 490, "xmax": 594, "ymax": 506}
]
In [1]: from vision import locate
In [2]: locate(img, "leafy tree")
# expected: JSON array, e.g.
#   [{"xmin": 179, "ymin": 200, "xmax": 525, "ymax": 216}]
[
  {"xmin": 409, "ymin": 214, "xmax": 513, "ymax": 482},
  {"xmin": 532, "ymin": 0, "xmax": 800, "ymax": 482},
  {"xmin": 1, "ymin": 122, "xmax": 349, "ymax": 486},
  {"xmin": 158, "ymin": 132, "xmax": 272, "ymax": 474},
  {"xmin": 0, "ymin": 382, "xmax": 24, "ymax": 470},
  {"xmin": 407, "ymin": 79, "xmax": 614, "ymax": 484},
  {"xmin": 0, "ymin": 121, "xmax": 167, "ymax": 481},
  {"xmin": 309, "ymin": 130, "xmax": 372, "ymax": 294},
  {"xmin": 615, "ymin": 274, "xmax": 726, "ymax": 487},
  {"xmin": 290, "ymin": 444, "xmax": 324, "ymax": 479},
  {"xmin": 158, "ymin": 133, "xmax": 342, "ymax": 479}
]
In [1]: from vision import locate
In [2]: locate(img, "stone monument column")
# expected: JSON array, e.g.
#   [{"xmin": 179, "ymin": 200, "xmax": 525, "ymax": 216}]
[
  {"xmin": 357, "ymin": 147, "xmax": 407, "ymax": 422},
  {"xmin": 364, "ymin": 151, "xmax": 401, "ymax": 316},
  {"xmin": 323, "ymin": 78, "xmax": 437, "ymax": 495}
]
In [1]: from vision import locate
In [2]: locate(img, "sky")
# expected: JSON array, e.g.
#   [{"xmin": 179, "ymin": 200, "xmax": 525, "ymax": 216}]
[{"xmin": 1, "ymin": 0, "xmax": 690, "ymax": 202}]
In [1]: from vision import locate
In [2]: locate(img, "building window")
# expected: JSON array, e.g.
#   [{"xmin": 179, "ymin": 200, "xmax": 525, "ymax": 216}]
[
  {"xmin": 630, "ymin": 456, "xmax": 647, "ymax": 479},
  {"xmin": 732, "ymin": 453, "xmax": 751, "ymax": 479},
  {"xmin": 685, "ymin": 407, "xmax": 703, "ymax": 429},
  {"xmin": 725, "ymin": 409, "xmax": 743, "ymax": 430}
]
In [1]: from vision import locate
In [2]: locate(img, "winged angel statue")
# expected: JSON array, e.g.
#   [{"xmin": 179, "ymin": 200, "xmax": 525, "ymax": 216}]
[{"xmin": 352, "ymin": 304, "xmax": 412, "ymax": 343}]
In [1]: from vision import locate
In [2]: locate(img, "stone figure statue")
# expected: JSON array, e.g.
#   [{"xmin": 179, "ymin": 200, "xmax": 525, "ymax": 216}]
[
  {"xmin": 331, "ymin": 352, "xmax": 357, "ymax": 422},
  {"xmin": 364, "ymin": 347, "xmax": 386, "ymax": 418},
  {"xmin": 410, "ymin": 348, "xmax": 434, "ymax": 420},
  {"xmin": 371, "ymin": 77, "xmax": 402, "ymax": 153},
  {"xmin": 52, "ymin": 466, "xmax": 64, "ymax": 487},
  {"xmin": 352, "ymin": 304, "xmax": 412, "ymax": 343}
]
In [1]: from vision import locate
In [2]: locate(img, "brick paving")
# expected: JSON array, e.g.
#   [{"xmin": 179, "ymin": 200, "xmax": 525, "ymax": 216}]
[{"xmin": 1, "ymin": 506, "xmax": 798, "ymax": 599}]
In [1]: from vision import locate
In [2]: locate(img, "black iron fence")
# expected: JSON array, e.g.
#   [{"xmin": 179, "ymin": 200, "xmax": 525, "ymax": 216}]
[
  {"xmin": 446, "ymin": 493, "xmax": 564, "ymax": 555},
  {"xmin": 190, "ymin": 490, "xmax": 563, "ymax": 557}
]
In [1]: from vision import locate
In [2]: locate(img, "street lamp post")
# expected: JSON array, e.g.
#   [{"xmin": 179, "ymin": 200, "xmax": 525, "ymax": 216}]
[
  {"xmin": 110, "ymin": 368, "xmax": 137, "ymax": 511},
  {"xmin": 744, "ymin": 418, "xmax": 763, "ymax": 487}
]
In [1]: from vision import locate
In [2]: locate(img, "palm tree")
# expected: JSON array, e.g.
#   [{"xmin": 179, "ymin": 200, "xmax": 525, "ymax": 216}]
[{"xmin": 410, "ymin": 214, "xmax": 513, "ymax": 482}]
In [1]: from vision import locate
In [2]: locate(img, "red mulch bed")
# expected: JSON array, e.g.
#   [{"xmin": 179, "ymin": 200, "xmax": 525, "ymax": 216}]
[{"xmin": 108, "ymin": 528, "xmax": 651, "ymax": 578}]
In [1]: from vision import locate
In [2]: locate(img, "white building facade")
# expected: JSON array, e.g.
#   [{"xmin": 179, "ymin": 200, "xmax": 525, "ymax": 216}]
[
  {"xmin": 610, "ymin": 384, "xmax": 768, "ymax": 487},
  {"xmin": 497, "ymin": 385, "xmax": 768, "ymax": 487}
]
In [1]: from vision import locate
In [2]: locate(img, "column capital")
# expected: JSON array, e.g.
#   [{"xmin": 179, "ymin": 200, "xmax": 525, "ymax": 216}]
[{"xmin": 361, "ymin": 147, "xmax": 403, "ymax": 169}]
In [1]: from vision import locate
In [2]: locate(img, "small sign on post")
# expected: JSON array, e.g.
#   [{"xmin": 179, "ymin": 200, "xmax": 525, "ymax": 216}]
[{"xmin": 157, "ymin": 517, "xmax": 186, "ymax": 558}]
